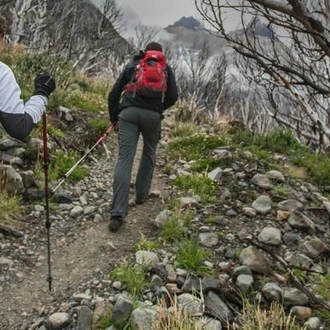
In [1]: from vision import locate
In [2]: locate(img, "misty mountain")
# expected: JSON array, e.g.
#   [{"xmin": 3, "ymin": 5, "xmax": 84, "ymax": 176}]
[
  {"xmin": 162, "ymin": 16, "xmax": 226, "ymax": 56},
  {"xmin": 168, "ymin": 16, "xmax": 203, "ymax": 30},
  {"xmin": 161, "ymin": 15, "xmax": 278, "ymax": 56},
  {"xmin": 154, "ymin": 14, "xmax": 283, "ymax": 97}
]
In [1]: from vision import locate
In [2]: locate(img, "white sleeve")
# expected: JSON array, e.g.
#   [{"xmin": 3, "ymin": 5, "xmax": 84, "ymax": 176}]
[{"xmin": 0, "ymin": 61, "xmax": 48, "ymax": 124}]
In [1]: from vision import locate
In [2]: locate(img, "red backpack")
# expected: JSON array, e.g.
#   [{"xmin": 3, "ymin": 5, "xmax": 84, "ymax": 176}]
[{"xmin": 125, "ymin": 50, "xmax": 168, "ymax": 102}]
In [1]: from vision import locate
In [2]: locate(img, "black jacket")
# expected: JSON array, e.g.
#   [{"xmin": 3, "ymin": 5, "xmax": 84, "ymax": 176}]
[{"xmin": 108, "ymin": 52, "xmax": 179, "ymax": 123}]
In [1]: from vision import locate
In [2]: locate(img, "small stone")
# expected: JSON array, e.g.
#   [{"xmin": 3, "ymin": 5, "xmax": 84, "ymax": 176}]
[
  {"xmin": 290, "ymin": 306, "xmax": 312, "ymax": 320},
  {"xmin": 277, "ymin": 210, "xmax": 290, "ymax": 221}
]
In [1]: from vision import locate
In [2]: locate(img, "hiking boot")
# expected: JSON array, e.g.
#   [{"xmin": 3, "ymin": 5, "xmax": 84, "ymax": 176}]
[
  {"xmin": 108, "ymin": 215, "xmax": 123, "ymax": 232},
  {"xmin": 135, "ymin": 199, "xmax": 145, "ymax": 205}
]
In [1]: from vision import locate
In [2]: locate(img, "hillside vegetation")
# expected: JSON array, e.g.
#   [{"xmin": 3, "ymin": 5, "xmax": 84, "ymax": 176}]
[
  {"xmin": 1, "ymin": 47, "xmax": 330, "ymax": 329},
  {"xmin": 0, "ymin": 46, "xmax": 111, "ymax": 221}
]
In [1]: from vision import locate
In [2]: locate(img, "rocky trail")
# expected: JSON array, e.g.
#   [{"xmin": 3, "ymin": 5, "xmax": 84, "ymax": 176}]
[
  {"xmin": 0, "ymin": 135, "xmax": 168, "ymax": 329},
  {"xmin": 1, "ymin": 120, "xmax": 330, "ymax": 330}
]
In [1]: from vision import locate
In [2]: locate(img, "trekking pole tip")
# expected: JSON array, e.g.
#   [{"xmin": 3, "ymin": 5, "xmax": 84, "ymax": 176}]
[{"xmin": 47, "ymin": 276, "xmax": 53, "ymax": 291}]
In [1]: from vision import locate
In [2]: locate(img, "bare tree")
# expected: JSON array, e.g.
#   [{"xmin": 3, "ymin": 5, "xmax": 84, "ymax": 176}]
[
  {"xmin": 5, "ymin": 0, "xmax": 48, "ymax": 46},
  {"xmin": 131, "ymin": 23, "xmax": 161, "ymax": 51},
  {"xmin": 44, "ymin": 0, "xmax": 126, "ymax": 73},
  {"xmin": 195, "ymin": 0, "xmax": 330, "ymax": 149},
  {"xmin": 174, "ymin": 37, "xmax": 228, "ymax": 122},
  {"xmin": 1, "ymin": 0, "xmax": 129, "ymax": 75}
]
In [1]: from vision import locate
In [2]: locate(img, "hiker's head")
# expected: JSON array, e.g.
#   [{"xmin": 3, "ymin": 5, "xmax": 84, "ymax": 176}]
[
  {"xmin": 0, "ymin": 15, "xmax": 7, "ymax": 53},
  {"xmin": 145, "ymin": 42, "xmax": 163, "ymax": 52}
]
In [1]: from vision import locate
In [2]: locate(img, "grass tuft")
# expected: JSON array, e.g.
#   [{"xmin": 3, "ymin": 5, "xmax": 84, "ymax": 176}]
[
  {"xmin": 240, "ymin": 299, "xmax": 307, "ymax": 330},
  {"xmin": 175, "ymin": 237, "xmax": 212, "ymax": 276},
  {"xmin": 134, "ymin": 234, "xmax": 160, "ymax": 252},
  {"xmin": 49, "ymin": 151, "xmax": 90, "ymax": 182},
  {"xmin": 151, "ymin": 296, "xmax": 201, "ymax": 330},
  {"xmin": 315, "ymin": 270, "xmax": 330, "ymax": 301},
  {"xmin": 174, "ymin": 174, "xmax": 216, "ymax": 203},
  {"xmin": 168, "ymin": 121, "xmax": 199, "ymax": 139},
  {"xmin": 109, "ymin": 260, "xmax": 151, "ymax": 297},
  {"xmin": 0, "ymin": 191, "xmax": 21, "ymax": 223},
  {"xmin": 166, "ymin": 134, "xmax": 227, "ymax": 161},
  {"xmin": 160, "ymin": 216, "xmax": 187, "ymax": 243}
]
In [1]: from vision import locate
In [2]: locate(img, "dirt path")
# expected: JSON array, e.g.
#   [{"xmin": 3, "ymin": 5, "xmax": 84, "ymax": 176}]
[{"xmin": 0, "ymin": 138, "xmax": 169, "ymax": 329}]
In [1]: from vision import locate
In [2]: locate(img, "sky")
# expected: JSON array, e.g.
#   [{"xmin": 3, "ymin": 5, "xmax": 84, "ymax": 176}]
[
  {"xmin": 90, "ymin": 0, "xmax": 241, "ymax": 33},
  {"xmin": 116, "ymin": 0, "xmax": 199, "ymax": 28}
]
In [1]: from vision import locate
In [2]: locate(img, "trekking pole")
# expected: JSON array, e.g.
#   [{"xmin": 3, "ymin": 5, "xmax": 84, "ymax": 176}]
[
  {"xmin": 42, "ymin": 113, "xmax": 53, "ymax": 291},
  {"xmin": 50, "ymin": 123, "xmax": 117, "ymax": 195}
]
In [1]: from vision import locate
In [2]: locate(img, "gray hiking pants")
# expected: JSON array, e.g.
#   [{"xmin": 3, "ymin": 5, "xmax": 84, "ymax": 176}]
[{"xmin": 111, "ymin": 107, "xmax": 162, "ymax": 217}]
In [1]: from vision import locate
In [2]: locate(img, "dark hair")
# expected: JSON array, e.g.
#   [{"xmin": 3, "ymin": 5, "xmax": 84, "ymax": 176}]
[
  {"xmin": 0, "ymin": 15, "xmax": 6, "ymax": 36},
  {"xmin": 145, "ymin": 42, "xmax": 163, "ymax": 52}
]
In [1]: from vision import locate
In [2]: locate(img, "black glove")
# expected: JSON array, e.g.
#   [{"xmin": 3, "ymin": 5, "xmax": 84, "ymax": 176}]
[{"xmin": 33, "ymin": 72, "xmax": 56, "ymax": 98}]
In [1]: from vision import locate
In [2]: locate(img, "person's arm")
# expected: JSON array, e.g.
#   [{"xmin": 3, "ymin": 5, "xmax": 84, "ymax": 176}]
[
  {"xmin": 163, "ymin": 65, "xmax": 179, "ymax": 110},
  {"xmin": 0, "ymin": 63, "xmax": 55, "ymax": 141},
  {"xmin": 108, "ymin": 64, "xmax": 134, "ymax": 123}
]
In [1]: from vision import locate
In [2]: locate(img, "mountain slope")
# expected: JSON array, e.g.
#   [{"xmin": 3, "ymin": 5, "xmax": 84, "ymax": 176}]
[{"xmin": 0, "ymin": 0, "xmax": 130, "ymax": 73}]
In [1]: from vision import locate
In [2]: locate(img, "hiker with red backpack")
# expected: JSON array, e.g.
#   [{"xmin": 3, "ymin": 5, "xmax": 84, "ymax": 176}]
[{"xmin": 108, "ymin": 41, "xmax": 178, "ymax": 232}]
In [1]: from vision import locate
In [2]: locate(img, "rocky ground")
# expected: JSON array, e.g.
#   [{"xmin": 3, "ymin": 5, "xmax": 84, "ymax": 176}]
[
  {"xmin": 0, "ymin": 129, "xmax": 169, "ymax": 329},
  {"xmin": 1, "ymin": 116, "xmax": 330, "ymax": 330}
]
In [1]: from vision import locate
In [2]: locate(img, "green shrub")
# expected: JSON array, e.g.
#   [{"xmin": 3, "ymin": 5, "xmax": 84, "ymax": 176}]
[
  {"xmin": 249, "ymin": 147, "xmax": 272, "ymax": 161},
  {"xmin": 291, "ymin": 150, "xmax": 330, "ymax": 186},
  {"xmin": 174, "ymin": 174, "xmax": 216, "ymax": 202},
  {"xmin": 190, "ymin": 157, "xmax": 232, "ymax": 173},
  {"xmin": 207, "ymin": 214, "xmax": 217, "ymax": 224},
  {"xmin": 315, "ymin": 270, "xmax": 330, "ymax": 301},
  {"xmin": 60, "ymin": 89, "xmax": 106, "ymax": 112},
  {"xmin": 175, "ymin": 237, "xmax": 212, "ymax": 276},
  {"xmin": 230, "ymin": 129, "xmax": 256, "ymax": 147},
  {"xmin": 304, "ymin": 157, "xmax": 330, "ymax": 186},
  {"xmin": 0, "ymin": 191, "xmax": 21, "ymax": 223},
  {"xmin": 21, "ymin": 146, "xmax": 40, "ymax": 164},
  {"xmin": 259, "ymin": 129, "xmax": 302, "ymax": 154},
  {"xmin": 160, "ymin": 216, "xmax": 187, "ymax": 243},
  {"xmin": 86, "ymin": 76, "xmax": 110, "ymax": 96},
  {"xmin": 93, "ymin": 307, "xmax": 113, "ymax": 330},
  {"xmin": 160, "ymin": 199, "xmax": 195, "ymax": 243},
  {"xmin": 232, "ymin": 127, "xmax": 330, "ymax": 186},
  {"xmin": 290, "ymin": 149, "xmax": 316, "ymax": 168},
  {"xmin": 168, "ymin": 122, "xmax": 199, "ymax": 139},
  {"xmin": 109, "ymin": 261, "xmax": 151, "ymax": 296},
  {"xmin": 47, "ymin": 124, "xmax": 66, "ymax": 139},
  {"xmin": 272, "ymin": 184, "xmax": 291, "ymax": 197},
  {"xmin": 134, "ymin": 234, "xmax": 160, "ymax": 251},
  {"xmin": 89, "ymin": 117, "xmax": 110, "ymax": 135},
  {"xmin": 49, "ymin": 151, "xmax": 89, "ymax": 182},
  {"xmin": 166, "ymin": 134, "xmax": 227, "ymax": 161},
  {"xmin": 232, "ymin": 129, "xmax": 302, "ymax": 155},
  {"xmin": 314, "ymin": 309, "xmax": 330, "ymax": 329},
  {"xmin": 72, "ymin": 76, "xmax": 90, "ymax": 91}
]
